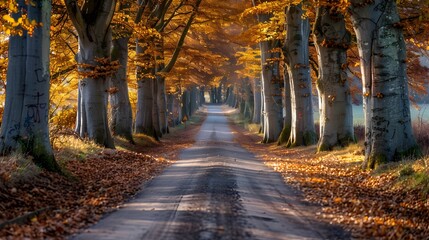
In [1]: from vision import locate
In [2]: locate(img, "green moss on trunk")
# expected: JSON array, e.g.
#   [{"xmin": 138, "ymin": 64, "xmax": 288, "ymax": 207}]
[
  {"xmin": 339, "ymin": 133, "xmax": 356, "ymax": 147},
  {"xmin": 20, "ymin": 136, "xmax": 61, "ymax": 173},
  {"xmin": 395, "ymin": 145, "xmax": 421, "ymax": 159},
  {"xmin": 277, "ymin": 124, "xmax": 291, "ymax": 146},
  {"xmin": 317, "ymin": 142, "xmax": 331, "ymax": 152},
  {"xmin": 366, "ymin": 153, "xmax": 387, "ymax": 170},
  {"xmin": 303, "ymin": 131, "xmax": 317, "ymax": 146}
]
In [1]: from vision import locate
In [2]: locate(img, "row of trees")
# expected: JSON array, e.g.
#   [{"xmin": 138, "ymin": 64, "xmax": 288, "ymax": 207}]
[
  {"xmin": 225, "ymin": 0, "xmax": 429, "ymax": 169},
  {"xmin": 0, "ymin": 0, "xmax": 234, "ymax": 171},
  {"xmin": 0, "ymin": 0, "xmax": 428, "ymax": 171}
]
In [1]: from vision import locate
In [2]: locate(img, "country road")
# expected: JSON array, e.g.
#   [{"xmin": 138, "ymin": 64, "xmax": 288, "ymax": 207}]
[{"xmin": 72, "ymin": 105, "xmax": 348, "ymax": 240}]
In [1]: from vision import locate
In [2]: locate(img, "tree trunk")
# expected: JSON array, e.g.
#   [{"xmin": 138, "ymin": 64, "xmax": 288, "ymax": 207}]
[
  {"xmin": 157, "ymin": 75, "xmax": 168, "ymax": 134},
  {"xmin": 152, "ymin": 77, "xmax": 162, "ymax": 138},
  {"xmin": 155, "ymin": 37, "xmax": 168, "ymax": 134},
  {"xmin": 283, "ymin": 4, "xmax": 316, "ymax": 147},
  {"xmin": 167, "ymin": 93, "xmax": 174, "ymax": 127},
  {"xmin": 350, "ymin": 0, "xmax": 418, "ymax": 169},
  {"xmin": 135, "ymin": 76, "xmax": 159, "ymax": 140},
  {"xmin": 226, "ymin": 86, "xmax": 233, "ymax": 107},
  {"xmin": 243, "ymin": 81, "xmax": 253, "ymax": 120},
  {"xmin": 210, "ymin": 87, "xmax": 215, "ymax": 103},
  {"xmin": 216, "ymin": 85, "xmax": 222, "ymax": 103},
  {"xmin": 278, "ymin": 68, "xmax": 292, "ymax": 145},
  {"xmin": 181, "ymin": 90, "xmax": 189, "ymax": 120},
  {"xmin": 110, "ymin": 37, "xmax": 134, "ymax": 143},
  {"xmin": 313, "ymin": 7, "xmax": 354, "ymax": 151},
  {"xmin": 65, "ymin": 0, "xmax": 116, "ymax": 148},
  {"xmin": 259, "ymin": 40, "xmax": 283, "ymax": 143},
  {"xmin": 199, "ymin": 87, "xmax": 205, "ymax": 105},
  {"xmin": 252, "ymin": 78, "xmax": 262, "ymax": 124},
  {"xmin": 259, "ymin": 83, "xmax": 265, "ymax": 133},
  {"xmin": 134, "ymin": 40, "xmax": 160, "ymax": 140},
  {"xmin": 190, "ymin": 86, "xmax": 198, "ymax": 115},
  {"xmin": 0, "ymin": 0, "xmax": 60, "ymax": 171},
  {"xmin": 75, "ymin": 33, "xmax": 114, "ymax": 148}
]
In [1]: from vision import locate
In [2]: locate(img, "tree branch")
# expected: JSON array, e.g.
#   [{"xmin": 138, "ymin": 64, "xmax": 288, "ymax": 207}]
[
  {"xmin": 135, "ymin": 0, "xmax": 149, "ymax": 24},
  {"xmin": 64, "ymin": 0, "xmax": 86, "ymax": 38},
  {"xmin": 161, "ymin": 0, "xmax": 202, "ymax": 73},
  {"xmin": 95, "ymin": 0, "xmax": 116, "ymax": 38}
]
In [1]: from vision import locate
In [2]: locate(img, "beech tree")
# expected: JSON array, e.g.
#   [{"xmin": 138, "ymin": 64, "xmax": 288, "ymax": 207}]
[
  {"xmin": 109, "ymin": 2, "xmax": 134, "ymax": 143},
  {"xmin": 64, "ymin": 0, "xmax": 116, "ymax": 148},
  {"xmin": 283, "ymin": 4, "xmax": 316, "ymax": 147},
  {"xmin": 349, "ymin": 0, "xmax": 419, "ymax": 169},
  {"xmin": 250, "ymin": 1, "xmax": 283, "ymax": 143},
  {"xmin": 134, "ymin": 0, "xmax": 202, "ymax": 139},
  {"xmin": 313, "ymin": 6, "xmax": 354, "ymax": 151},
  {"xmin": 0, "ymin": 0, "xmax": 60, "ymax": 171}
]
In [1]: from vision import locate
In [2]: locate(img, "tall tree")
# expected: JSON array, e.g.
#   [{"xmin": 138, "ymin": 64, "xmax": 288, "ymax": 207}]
[
  {"xmin": 251, "ymin": 0, "xmax": 283, "ymax": 143},
  {"xmin": 64, "ymin": 0, "xmax": 116, "ymax": 148},
  {"xmin": 259, "ymin": 38, "xmax": 283, "ymax": 143},
  {"xmin": 0, "ymin": 0, "xmax": 60, "ymax": 171},
  {"xmin": 313, "ymin": 6, "xmax": 354, "ymax": 151},
  {"xmin": 283, "ymin": 4, "xmax": 316, "ymax": 147},
  {"xmin": 134, "ymin": 0, "xmax": 202, "ymax": 139},
  {"xmin": 277, "ymin": 68, "xmax": 292, "ymax": 145},
  {"xmin": 109, "ymin": 2, "xmax": 134, "ymax": 143},
  {"xmin": 350, "ymin": 0, "xmax": 419, "ymax": 169}
]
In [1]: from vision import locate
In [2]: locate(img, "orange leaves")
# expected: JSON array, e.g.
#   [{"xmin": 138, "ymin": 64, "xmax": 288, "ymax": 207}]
[
  {"xmin": 0, "ymin": 112, "xmax": 205, "ymax": 238},
  {"xmin": 231, "ymin": 121, "xmax": 429, "ymax": 239},
  {"xmin": 0, "ymin": 149, "xmax": 169, "ymax": 239},
  {"xmin": 0, "ymin": 2, "xmax": 40, "ymax": 36},
  {"xmin": 78, "ymin": 58, "xmax": 120, "ymax": 79}
]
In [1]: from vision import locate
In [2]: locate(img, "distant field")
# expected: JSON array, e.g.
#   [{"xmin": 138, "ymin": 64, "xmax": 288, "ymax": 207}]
[{"xmin": 313, "ymin": 104, "xmax": 429, "ymax": 125}]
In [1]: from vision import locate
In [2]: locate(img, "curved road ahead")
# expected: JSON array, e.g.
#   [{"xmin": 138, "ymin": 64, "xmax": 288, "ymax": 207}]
[{"xmin": 73, "ymin": 105, "xmax": 347, "ymax": 240}]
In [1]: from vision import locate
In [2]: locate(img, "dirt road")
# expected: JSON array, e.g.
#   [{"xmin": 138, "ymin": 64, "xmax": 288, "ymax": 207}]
[{"xmin": 73, "ymin": 105, "xmax": 348, "ymax": 240}]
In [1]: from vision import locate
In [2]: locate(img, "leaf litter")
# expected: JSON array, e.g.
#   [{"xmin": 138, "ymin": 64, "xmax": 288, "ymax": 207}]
[
  {"xmin": 231, "ymin": 123, "xmax": 429, "ymax": 239},
  {"xmin": 0, "ymin": 112, "xmax": 205, "ymax": 239}
]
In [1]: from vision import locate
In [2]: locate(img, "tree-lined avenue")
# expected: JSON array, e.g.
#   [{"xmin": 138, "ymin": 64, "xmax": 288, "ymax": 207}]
[{"xmin": 72, "ymin": 105, "xmax": 347, "ymax": 240}]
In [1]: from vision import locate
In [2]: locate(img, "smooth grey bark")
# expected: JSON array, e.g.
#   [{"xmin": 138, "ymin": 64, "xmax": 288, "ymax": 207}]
[
  {"xmin": 244, "ymin": 81, "xmax": 254, "ymax": 120},
  {"xmin": 133, "ymin": 39, "xmax": 161, "ymax": 140},
  {"xmin": 152, "ymin": 76, "xmax": 162, "ymax": 138},
  {"xmin": 167, "ymin": 93, "xmax": 180, "ymax": 126},
  {"xmin": 350, "ymin": 0, "xmax": 418, "ymax": 169},
  {"xmin": 259, "ymin": 39, "xmax": 283, "ymax": 143},
  {"xmin": 226, "ymin": 86, "xmax": 234, "ymax": 107},
  {"xmin": 313, "ymin": 7, "xmax": 353, "ymax": 151},
  {"xmin": 0, "ymin": 0, "xmax": 60, "ymax": 171},
  {"xmin": 252, "ymin": 78, "xmax": 262, "ymax": 124},
  {"xmin": 65, "ymin": 0, "xmax": 116, "ymax": 148},
  {"xmin": 155, "ymin": 37, "xmax": 168, "ymax": 134},
  {"xmin": 212, "ymin": 86, "xmax": 220, "ymax": 104},
  {"xmin": 156, "ymin": 75, "xmax": 168, "ymax": 134},
  {"xmin": 278, "ymin": 68, "xmax": 292, "ymax": 145},
  {"xmin": 199, "ymin": 87, "xmax": 205, "ymax": 106},
  {"xmin": 110, "ymin": 37, "xmax": 134, "ymax": 143},
  {"xmin": 259, "ymin": 83, "xmax": 265, "ymax": 133},
  {"xmin": 149, "ymin": 0, "xmax": 202, "ymax": 132},
  {"xmin": 181, "ymin": 90, "xmax": 190, "ymax": 120},
  {"xmin": 216, "ymin": 85, "xmax": 222, "ymax": 103},
  {"xmin": 283, "ymin": 4, "xmax": 316, "ymax": 147},
  {"xmin": 190, "ymin": 86, "xmax": 198, "ymax": 116},
  {"xmin": 135, "ymin": 76, "xmax": 160, "ymax": 141}
]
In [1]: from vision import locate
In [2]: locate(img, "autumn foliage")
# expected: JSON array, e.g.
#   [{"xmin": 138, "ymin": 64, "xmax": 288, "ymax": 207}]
[{"xmin": 0, "ymin": 0, "xmax": 429, "ymax": 238}]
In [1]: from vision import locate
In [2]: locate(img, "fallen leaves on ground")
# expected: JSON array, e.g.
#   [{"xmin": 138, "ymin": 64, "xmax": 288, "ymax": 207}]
[
  {"xmin": 231, "ymin": 123, "xmax": 429, "ymax": 239},
  {"xmin": 0, "ymin": 111, "xmax": 205, "ymax": 239}
]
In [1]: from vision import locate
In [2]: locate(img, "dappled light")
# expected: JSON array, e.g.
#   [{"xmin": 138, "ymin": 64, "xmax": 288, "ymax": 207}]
[{"xmin": 0, "ymin": 0, "xmax": 429, "ymax": 239}]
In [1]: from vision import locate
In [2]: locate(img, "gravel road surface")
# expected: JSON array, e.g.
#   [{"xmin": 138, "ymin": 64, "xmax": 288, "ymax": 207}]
[{"xmin": 72, "ymin": 105, "xmax": 348, "ymax": 240}]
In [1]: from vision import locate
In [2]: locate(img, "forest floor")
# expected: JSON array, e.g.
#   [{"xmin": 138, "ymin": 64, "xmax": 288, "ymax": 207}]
[
  {"xmin": 229, "ymin": 108, "xmax": 429, "ymax": 239},
  {"xmin": 0, "ymin": 109, "xmax": 206, "ymax": 239}
]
